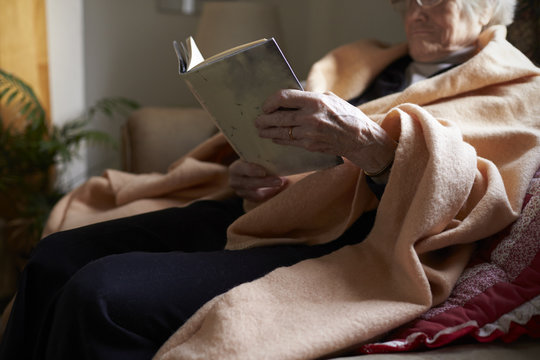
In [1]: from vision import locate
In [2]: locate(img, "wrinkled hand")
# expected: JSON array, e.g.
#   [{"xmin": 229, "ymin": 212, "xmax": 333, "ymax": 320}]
[
  {"xmin": 255, "ymin": 89, "xmax": 396, "ymax": 174},
  {"xmin": 229, "ymin": 160, "xmax": 288, "ymax": 202}
]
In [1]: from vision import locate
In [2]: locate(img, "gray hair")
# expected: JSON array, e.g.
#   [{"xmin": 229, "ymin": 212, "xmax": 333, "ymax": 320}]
[
  {"xmin": 390, "ymin": 0, "xmax": 517, "ymax": 26},
  {"xmin": 462, "ymin": 0, "xmax": 517, "ymax": 27}
]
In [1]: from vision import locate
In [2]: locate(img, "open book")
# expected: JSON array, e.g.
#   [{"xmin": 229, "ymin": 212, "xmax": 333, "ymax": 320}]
[{"xmin": 173, "ymin": 36, "xmax": 343, "ymax": 176}]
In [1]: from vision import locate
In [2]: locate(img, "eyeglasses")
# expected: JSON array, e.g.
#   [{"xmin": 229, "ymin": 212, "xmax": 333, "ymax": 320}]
[{"xmin": 392, "ymin": 0, "xmax": 445, "ymax": 11}]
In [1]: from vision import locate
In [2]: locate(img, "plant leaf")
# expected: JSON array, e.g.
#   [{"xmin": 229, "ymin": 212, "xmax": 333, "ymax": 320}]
[
  {"xmin": 0, "ymin": 87, "xmax": 9, "ymax": 100},
  {"xmin": 6, "ymin": 88, "xmax": 19, "ymax": 105}
]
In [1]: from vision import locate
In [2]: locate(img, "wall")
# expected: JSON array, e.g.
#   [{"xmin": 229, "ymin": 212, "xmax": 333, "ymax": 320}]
[
  {"xmin": 271, "ymin": 0, "xmax": 405, "ymax": 77},
  {"xmin": 51, "ymin": 0, "xmax": 406, "ymax": 182},
  {"xmin": 83, "ymin": 0, "xmax": 201, "ymax": 174},
  {"xmin": 46, "ymin": 0, "xmax": 87, "ymax": 189}
]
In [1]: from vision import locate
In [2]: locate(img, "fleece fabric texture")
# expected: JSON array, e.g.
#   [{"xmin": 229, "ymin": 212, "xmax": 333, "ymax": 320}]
[{"xmin": 38, "ymin": 26, "xmax": 539, "ymax": 359}]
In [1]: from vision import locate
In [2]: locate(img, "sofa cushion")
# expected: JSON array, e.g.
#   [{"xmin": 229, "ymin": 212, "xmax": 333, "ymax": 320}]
[{"xmin": 122, "ymin": 107, "xmax": 217, "ymax": 174}]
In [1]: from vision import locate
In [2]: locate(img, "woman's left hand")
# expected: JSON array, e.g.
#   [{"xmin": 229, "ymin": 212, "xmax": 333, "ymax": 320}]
[{"xmin": 255, "ymin": 89, "xmax": 396, "ymax": 174}]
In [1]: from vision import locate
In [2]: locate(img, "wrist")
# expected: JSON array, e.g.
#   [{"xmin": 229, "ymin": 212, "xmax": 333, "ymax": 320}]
[
  {"xmin": 363, "ymin": 157, "xmax": 394, "ymax": 177},
  {"xmin": 356, "ymin": 139, "xmax": 397, "ymax": 175},
  {"xmin": 343, "ymin": 119, "xmax": 397, "ymax": 181},
  {"xmin": 359, "ymin": 140, "xmax": 397, "ymax": 184}
]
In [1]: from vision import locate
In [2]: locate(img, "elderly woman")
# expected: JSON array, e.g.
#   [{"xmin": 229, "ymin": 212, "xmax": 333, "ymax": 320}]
[{"xmin": 1, "ymin": 0, "xmax": 539, "ymax": 359}]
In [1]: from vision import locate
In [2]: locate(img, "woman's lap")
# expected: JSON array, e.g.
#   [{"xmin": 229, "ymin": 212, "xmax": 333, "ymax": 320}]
[
  {"xmin": 1, "ymin": 198, "xmax": 245, "ymax": 359},
  {"xmin": 44, "ymin": 245, "xmax": 337, "ymax": 359},
  {"xmin": 0, "ymin": 198, "xmax": 375, "ymax": 360}
]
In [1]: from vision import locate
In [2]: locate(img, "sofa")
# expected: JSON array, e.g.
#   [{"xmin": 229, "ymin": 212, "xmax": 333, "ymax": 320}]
[{"xmin": 2, "ymin": 0, "xmax": 539, "ymax": 356}]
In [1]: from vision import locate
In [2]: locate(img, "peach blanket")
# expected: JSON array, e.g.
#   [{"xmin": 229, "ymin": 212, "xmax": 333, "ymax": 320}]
[{"xmin": 45, "ymin": 26, "xmax": 540, "ymax": 359}]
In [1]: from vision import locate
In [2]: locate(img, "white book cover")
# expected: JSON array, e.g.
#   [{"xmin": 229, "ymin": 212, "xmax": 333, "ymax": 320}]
[{"xmin": 174, "ymin": 37, "xmax": 343, "ymax": 175}]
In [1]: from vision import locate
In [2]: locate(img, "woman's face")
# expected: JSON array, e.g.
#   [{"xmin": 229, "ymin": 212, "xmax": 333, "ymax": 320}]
[{"xmin": 404, "ymin": 0, "xmax": 487, "ymax": 62}]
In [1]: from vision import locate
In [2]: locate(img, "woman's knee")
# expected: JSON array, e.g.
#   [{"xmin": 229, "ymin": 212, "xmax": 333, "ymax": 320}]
[
  {"xmin": 61, "ymin": 255, "xmax": 162, "ymax": 327},
  {"xmin": 53, "ymin": 255, "xmax": 166, "ymax": 346},
  {"xmin": 51, "ymin": 256, "xmax": 133, "ymax": 341},
  {"xmin": 58, "ymin": 255, "xmax": 127, "ymax": 313},
  {"xmin": 24, "ymin": 231, "xmax": 82, "ymax": 286},
  {"xmin": 43, "ymin": 255, "xmax": 161, "ymax": 359},
  {"xmin": 27, "ymin": 222, "xmax": 116, "ymax": 285}
]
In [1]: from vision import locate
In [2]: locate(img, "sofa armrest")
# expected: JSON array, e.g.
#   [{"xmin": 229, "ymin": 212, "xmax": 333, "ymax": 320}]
[{"xmin": 122, "ymin": 107, "xmax": 217, "ymax": 174}]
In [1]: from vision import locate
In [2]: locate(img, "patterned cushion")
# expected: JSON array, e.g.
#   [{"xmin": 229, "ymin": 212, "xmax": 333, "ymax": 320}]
[{"xmin": 358, "ymin": 168, "xmax": 540, "ymax": 354}]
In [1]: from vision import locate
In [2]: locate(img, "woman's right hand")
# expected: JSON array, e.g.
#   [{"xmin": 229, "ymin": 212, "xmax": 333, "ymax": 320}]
[{"xmin": 228, "ymin": 160, "xmax": 288, "ymax": 203}]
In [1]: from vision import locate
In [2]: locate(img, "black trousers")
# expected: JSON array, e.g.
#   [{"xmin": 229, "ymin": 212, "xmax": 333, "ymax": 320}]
[{"xmin": 0, "ymin": 197, "xmax": 375, "ymax": 360}]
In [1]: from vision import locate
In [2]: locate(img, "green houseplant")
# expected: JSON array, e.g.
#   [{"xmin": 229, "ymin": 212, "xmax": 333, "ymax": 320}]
[{"xmin": 0, "ymin": 69, "xmax": 139, "ymax": 273}]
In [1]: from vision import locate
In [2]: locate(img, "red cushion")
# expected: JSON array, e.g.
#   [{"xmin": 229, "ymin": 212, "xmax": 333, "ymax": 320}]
[{"xmin": 359, "ymin": 168, "xmax": 540, "ymax": 354}]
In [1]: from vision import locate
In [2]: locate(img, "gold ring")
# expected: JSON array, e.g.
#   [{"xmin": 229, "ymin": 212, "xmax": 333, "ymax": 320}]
[{"xmin": 288, "ymin": 126, "xmax": 294, "ymax": 140}]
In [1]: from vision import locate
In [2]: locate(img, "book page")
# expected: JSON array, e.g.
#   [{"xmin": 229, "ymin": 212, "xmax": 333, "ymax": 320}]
[
  {"xmin": 193, "ymin": 38, "xmax": 268, "ymax": 70},
  {"xmin": 185, "ymin": 37, "xmax": 204, "ymax": 71},
  {"xmin": 173, "ymin": 37, "xmax": 205, "ymax": 73}
]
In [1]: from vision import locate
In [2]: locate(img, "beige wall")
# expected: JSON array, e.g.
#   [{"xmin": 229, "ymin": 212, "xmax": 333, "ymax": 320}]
[
  {"xmin": 272, "ymin": 0, "xmax": 405, "ymax": 78},
  {"xmin": 46, "ymin": 0, "xmax": 87, "ymax": 189}
]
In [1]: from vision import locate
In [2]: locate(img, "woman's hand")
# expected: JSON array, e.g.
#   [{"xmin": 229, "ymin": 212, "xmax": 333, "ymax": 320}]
[
  {"xmin": 229, "ymin": 160, "xmax": 288, "ymax": 202},
  {"xmin": 255, "ymin": 89, "xmax": 397, "ymax": 175}
]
